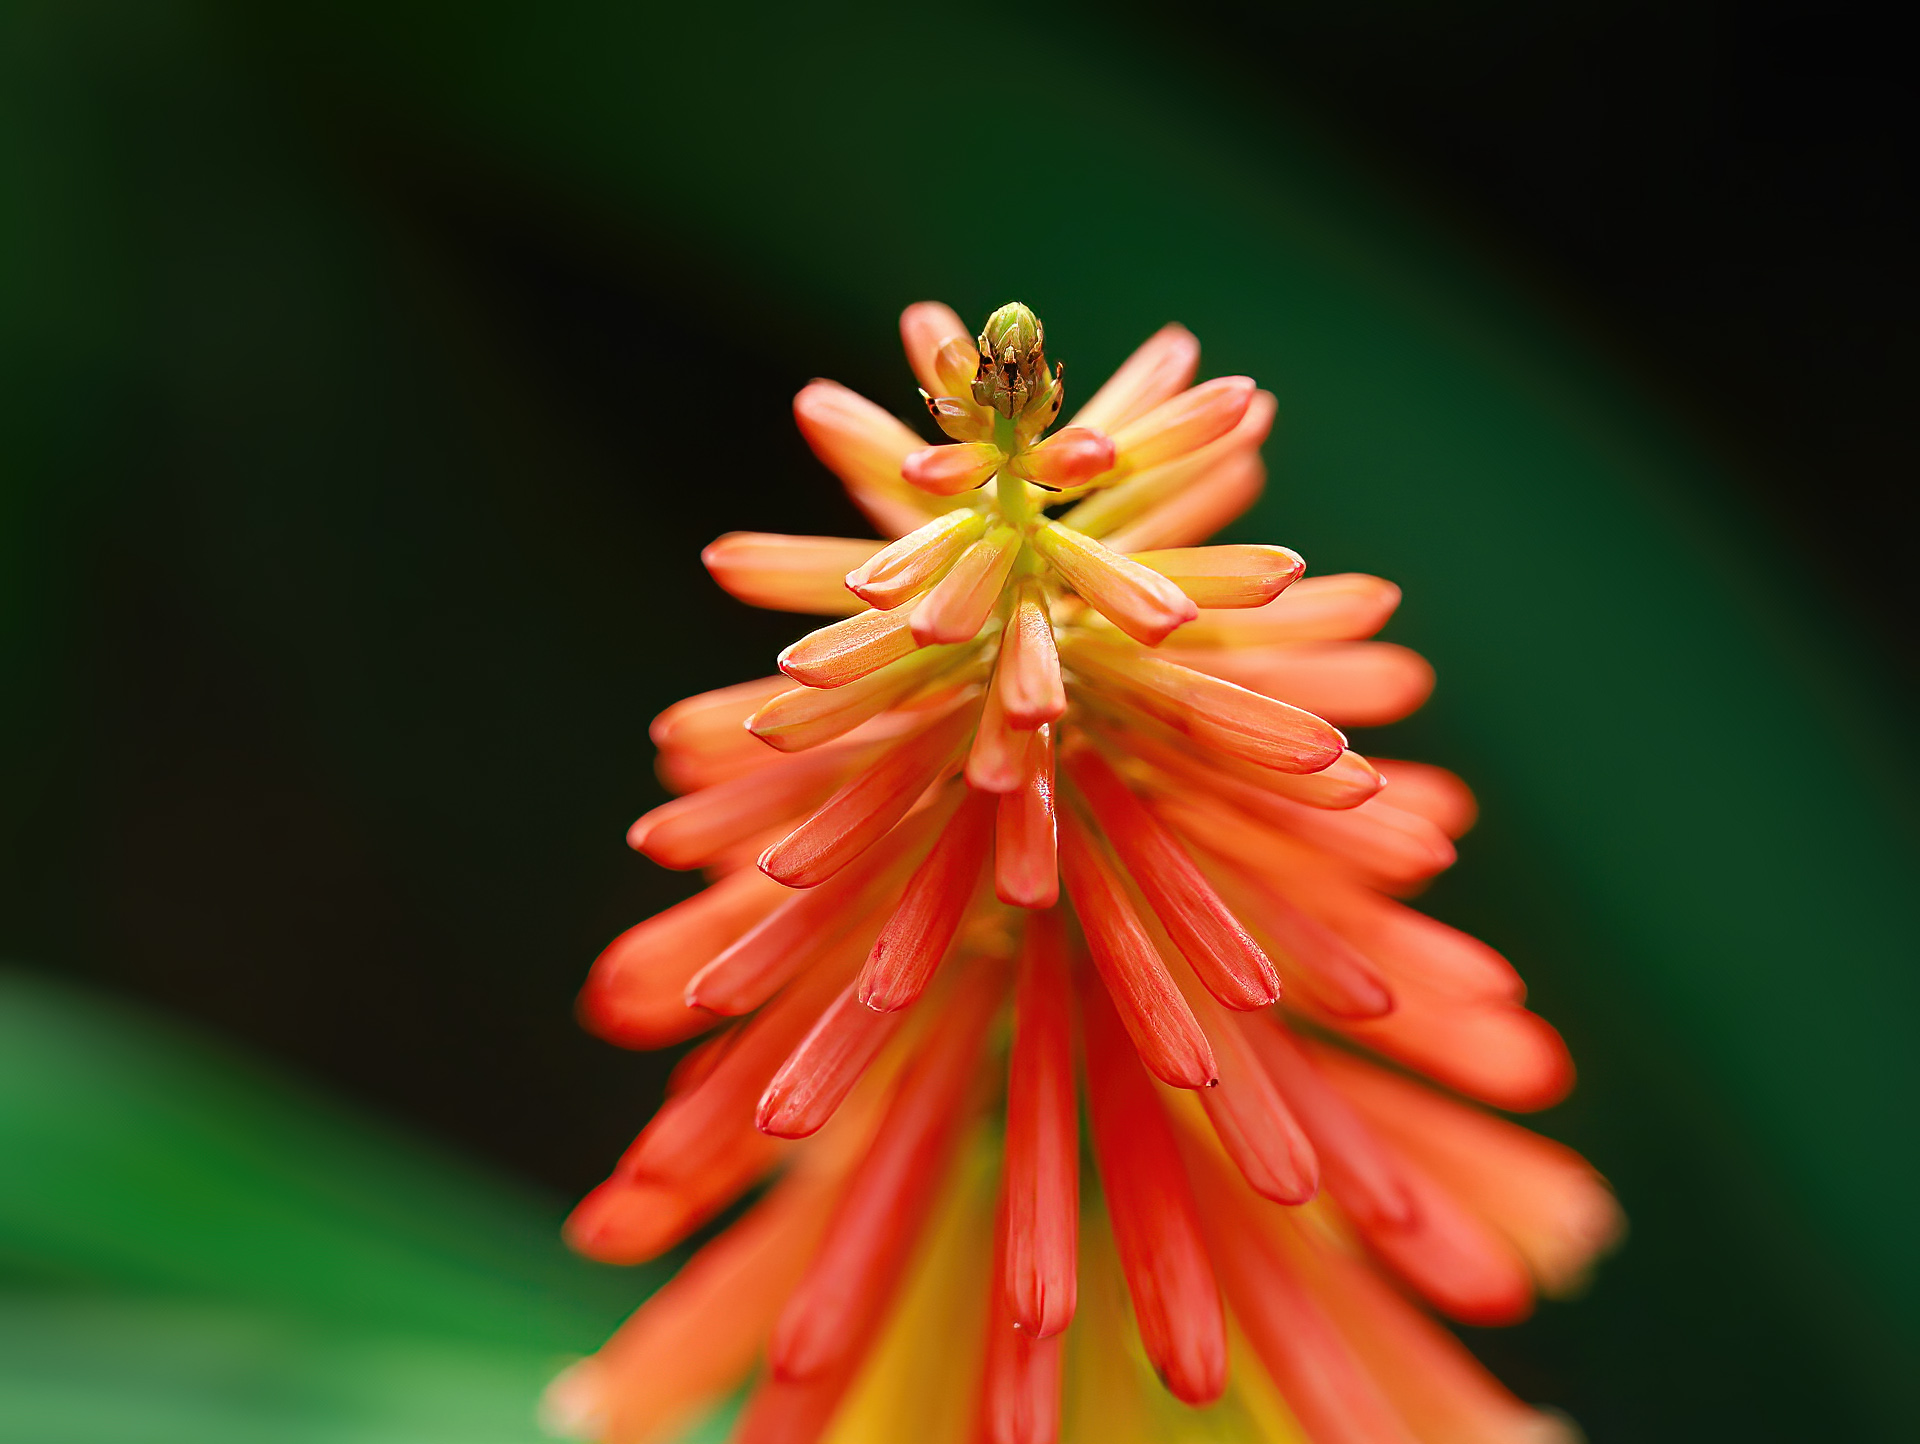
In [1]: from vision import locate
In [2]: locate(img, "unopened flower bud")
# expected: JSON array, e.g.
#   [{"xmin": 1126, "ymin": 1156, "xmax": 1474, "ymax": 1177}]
[{"xmin": 972, "ymin": 302, "xmax": 1049, "ymax": 419}]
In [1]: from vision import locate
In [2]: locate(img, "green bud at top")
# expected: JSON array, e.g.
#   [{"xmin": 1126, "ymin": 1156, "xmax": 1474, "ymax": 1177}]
[
  {"xmin": 972, "ymin": 302, "xmax": 1051, "ymax": 420},
  {"xmin": 979, "ymin": 302, "xmax": 1042, "ymax": 365}
]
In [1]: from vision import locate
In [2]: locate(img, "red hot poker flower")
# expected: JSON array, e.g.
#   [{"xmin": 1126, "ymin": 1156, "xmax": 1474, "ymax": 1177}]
[{"xmin": 546, "ymin": 302, "xmax": 1622, "ymax": 1444}]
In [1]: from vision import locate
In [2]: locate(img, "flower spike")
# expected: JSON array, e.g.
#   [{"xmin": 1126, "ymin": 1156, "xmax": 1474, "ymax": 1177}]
[{"xmin": 556, "ymin": 300, "xmax": 1616, "ymax": 1444}]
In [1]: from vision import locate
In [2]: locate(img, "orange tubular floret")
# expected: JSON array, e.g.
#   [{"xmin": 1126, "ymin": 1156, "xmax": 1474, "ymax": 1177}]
[
  {"xmin": 1284, "ymin": 1214, "xmax": 1578, "ymax": 1444},
  {"xmin": 778, "ymin": 606, "xmax": 922, "ymax": 689},
  {"xmin": 577, "ymin": 866, "xmax": 788, "ymax": 1047},
  {"xmin": 768, "ymin": 963, "xmax": 1002, "ymax": 1382},
  {"xmin": 663, "ymin": 1030, "xmax": 732, "ymax": 1097},
  {"xmin": 1065, "ymin": 745, "xmax": 1281, "ymax": 1010},
  {"xmin": 1245, "ymin": 887, "xmax": 1397, "ymax": 1018},
  {"xmin": 934, "ymin": 337, "xmax": 982, "ymax": 395},
  {"xmin": 995, "ymin": 580, "xmax": 1066, "ymax": 728},
  {"xmin": 1165, "ymin": 804, "xmax": 1520, "ymax": 1004},
  {"xmin": 899, "ymin": 305, "xmax": 988, "ymax": 441},
  {"xmin": 687, "ymin": 806, "xmax": 944, "ymax": 1015},
  {"xmin": 1057, "ymin": 809, "xmax": 1217, "ymax": 1089},
  {"xmin": 564, "ymin": 1125, "xmax": 776, "ymax": 1265},
  {"xmin": 977, "ymin": 1199, "xmax": 1066, "ymax": 1444},
  {"xmin": 1068, "ymin": 640, "xmax": 1347, "ymax": 776},
  {"xmin": 759, "ymin": 705, "xmax": 975, "ymax": 887},
  {"xmin": 1069, "ymin": 323, "xmax": 1200, "ymax": 434},
  {"xmin": 1129, "ymin": 543, "xmax": 1305, "ymax": 609},
  {"xmin": 912, "ymin": 525, "xmax": 1020, "ymax": 645},
  {"xmin": 1240, "ymin": 1018, "xmax": 1419, "ymax": 1229},
  {"xmin": 995, "ymin": 728, "xmax": 1058, "ymax": 909},
  {"xmin": 968, "ymin": 672, "xmax": 1034, "ymax": 793},
  {"xmin": 1079, "ymin": 975, "xmax": 1227, "ymax": 1407},
  {"xmin": 1060, "ymin": 389, "xmax": 1275, "ymax": 542},
  {"xmin": 1170, "ymin": 572, "xmax": 1404, "ymax": 647},
  {"xmin": 748, "ymin": 646, "xmax": 978, "ymax": 754},
  {"xmin": 793, "ymin": 379, "xmax": 946, "ymax": 538},
  {"xmin": 1014, "ymin": 426, "xmax": 1115, "ymax": 490},
  {"xmin": 733, "ymin": 1347, "xmax": 868, "ymax": 1444},
  {"xmin": 651, "ymin": 674, "xmax": 793, "ymax": 758},
  {"xmin": 1186, "ymin": 1144, "xmax": 1423, "ymax": 1444},
  {"xmin": 681, "ymin": 886, "xmax": 885, "ymax": 1021},
  {"xmin": 1314, "ymin": 1046, "xmax": 1624, "ymax": 1294},
  {"xmin": 619, "ymin": 950, "xmax": 855, "ymax": 1184},
  {"xmin": 1101, "ymin": 446, "xmax": 1267, "ymax": 553},
  {"xmin": 656, "ymin": 731, "xmax": 785, "ymax": 795},
  {"xmin": 1177, "ymin": 640, "xmax": 1437, "ymax": 728},
  {"xmin": 1349, "ymin": 1148, "xmax": 1536, "ymax": 1327},
  {"xmin": 1226, "ymin": 788, "xmax": 1457, "ymax": 890},
  {"xmin": 1333, "ymin": 996, "xmax": 1575, "ymax": 1113},
  {"xmin": 900, "ymin": 300, "xmax": 972, "ymax": 395},
  {"xmin": 1171, "ymin": 816, "xmax": 1394, "ymax": 1018},
  {"xmin": 756, "ymin": 977, "xmax": 908, "ymax": 1139},
  {"xmin": 569, "ymin": 1172, "xmax": 840, "ymax": 1444},
  {"xmin": 1181, "ymin": 983, "xmax": 1320, "ymax": 1205},
  {"xmin": 923, "ymin": 374, "xmax": 995, "ymax": 445},
  {"xmin": 1001, "ymin": 911, "xmax": 1079, "ymax": 1339},
  {"xmin": 1029, "ymin": 521, "xmax": 1197, "ymax": 646},
  {"xmin": 903, "ymin": 441, "xmax": 1003, "ymax": 496},
  {"xmin": 845, "ymin": 509, "xmax": 987, "ymax": 610},
  {"xmin": 701, "ymin": 533, "xmax": 882, "ymax": 615},
  {"xmin": 1105, "ymin": 375, "xmax": 1255, "ymax": 475},
  {"xmin": 627, "ymin": 744, "xmax": 871, "ymax": 870},
  {"xmin": 1283, "ymin": 873, "xmax": 1524, "ymax": 1004},
  {"xmin": 859, "ymin": 790, "xmax": 995, "ymax": 1011},
  {"xmin": 1104, "ymin": 712, "xmax": 1384, "ymax": 811}
]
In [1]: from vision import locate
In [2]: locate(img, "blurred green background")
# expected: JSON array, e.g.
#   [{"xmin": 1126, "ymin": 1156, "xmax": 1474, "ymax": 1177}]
[{"xmin": 4, "ymin": 2, "xmax": 1915, "ymax": 1440}]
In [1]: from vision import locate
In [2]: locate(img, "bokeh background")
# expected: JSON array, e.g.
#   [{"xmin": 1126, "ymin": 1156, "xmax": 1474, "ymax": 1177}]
[{"xmin": 4, "ymin": 2, "xmax": 1916, "ymax": 1440}]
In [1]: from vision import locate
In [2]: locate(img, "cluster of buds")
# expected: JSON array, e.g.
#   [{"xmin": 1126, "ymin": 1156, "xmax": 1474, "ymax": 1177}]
[{"xmin": 546, "ymin": 303, "xmax": 1621, "ymax": 1444}]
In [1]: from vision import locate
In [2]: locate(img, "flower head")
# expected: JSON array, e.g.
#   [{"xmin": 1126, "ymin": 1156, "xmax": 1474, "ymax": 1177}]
[{"xmin": 549, "ymin": 304, "xmax": 1621, "ymax": 1443}]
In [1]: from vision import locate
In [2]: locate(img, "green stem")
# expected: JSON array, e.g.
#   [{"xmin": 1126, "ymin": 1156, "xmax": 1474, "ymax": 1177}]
[{"xmin": 994, "ymin": 466, "xmax": 1033, "ymax": 531}]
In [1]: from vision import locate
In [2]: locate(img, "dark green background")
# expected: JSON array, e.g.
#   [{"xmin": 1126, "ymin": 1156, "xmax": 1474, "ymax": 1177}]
[{"xmin": 4, "ymin": 3, "xmax": 1915, "ymax": 1440}]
